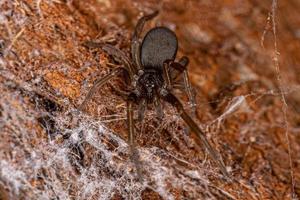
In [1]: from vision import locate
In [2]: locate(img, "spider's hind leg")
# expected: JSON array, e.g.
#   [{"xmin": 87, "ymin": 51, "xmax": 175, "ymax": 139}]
[{"xmin": 131, "ymin": 11, "xmax": 159, "ymax": 70}]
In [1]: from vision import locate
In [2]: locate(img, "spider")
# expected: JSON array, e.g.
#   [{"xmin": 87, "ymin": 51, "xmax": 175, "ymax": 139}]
[{"xmin": 79, "ymin": 11, "xmax": 229, "ymax": 178}]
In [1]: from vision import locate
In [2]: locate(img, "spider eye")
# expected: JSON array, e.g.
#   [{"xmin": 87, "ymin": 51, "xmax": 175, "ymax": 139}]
[{"xmin": 146, "ymin": 83, "xmax": 154, "ymax": 88}]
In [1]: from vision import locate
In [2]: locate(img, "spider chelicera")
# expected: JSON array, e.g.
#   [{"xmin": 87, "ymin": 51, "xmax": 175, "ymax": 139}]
[{"xmin": 79, "ymin": 11, "xmax": 229, "ymax": 178}]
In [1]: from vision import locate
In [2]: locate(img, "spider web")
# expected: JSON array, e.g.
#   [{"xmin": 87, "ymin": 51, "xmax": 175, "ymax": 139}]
[
  {"xmin": 269, "ymin": 0, "xmax": 295, "ymax": 198},
  {"xmin": 0, "ymin": 0, "xmax": 299, "ymax": 199}
]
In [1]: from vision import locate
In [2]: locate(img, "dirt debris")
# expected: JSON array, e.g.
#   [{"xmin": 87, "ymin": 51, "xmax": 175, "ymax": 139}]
[{"xmin": 0, "ymin": 0, "xmax": 300, "ymax": 199}]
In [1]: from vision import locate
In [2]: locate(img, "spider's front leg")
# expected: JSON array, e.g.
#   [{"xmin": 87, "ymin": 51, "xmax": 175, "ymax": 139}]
[
  {"xmin": 84, "ymin": 42, "xmax": 136, "ymax": 79},
  {"xmin": 127, "ymin": 95, "xmax": 144, "ymax": 181},
  {"xmin": 162, "ymin": 92, "xmax": 230, "ymax": 178},
  {"xmin": 79, "ymin": 43, "xmax": 135, "ymax": 110},
  {"xmin": 79, "ymin": 67, "xmax": 125, "ymax": 110}
]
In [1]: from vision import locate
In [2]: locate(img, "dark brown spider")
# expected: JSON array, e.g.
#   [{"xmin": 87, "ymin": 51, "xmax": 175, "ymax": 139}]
[{"xmin": 79, "ymin": 11, "xmax": 229, "ymax": 179}]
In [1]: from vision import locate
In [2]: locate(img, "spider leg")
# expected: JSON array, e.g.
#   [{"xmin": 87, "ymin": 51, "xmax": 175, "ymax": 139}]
[
  {"xmin": 162, "ymin": 59, "xmax": 186, "ymax": 90},
  {"xmin": 154, "ymin": 95, "xmax": 164, "ymax": 119},
  {"xmin": 138, "ymin": 98, "xmax": 147, "ymax": 121},
  {"xmin": 109, "ymin": 83, "xmax": 131, "ymax": 100},
  {"xmin": 181, "ymin": 57, "xmax": 196, "ymax": 115},
  {"xmin": 84, "ymin": 42, "xmax": 136, "ymax": 79},
  {"xmin": 162, "ymin": 92, "xmax": 230, "ymax": 178},
  {"xmin": 79, "ymin": 67, "xmax": 124, "ymax": 110},
  {"xmin": 131, "ymin": 11, "xmax": 159, "ymax": 70},
  {"xmin": 162, "ymin": 60, "xmax": 173, "ymax": 90},
  {"xmin": 169, "ymin": 60, "xmax": 186, "ymax": 81},
  {"xmin": 172, "ymin": 83, "xmax": 185, "ymax": 90},
  {"xmin": 169, "ymin": 57, "xmax": 196, "ymax": 115},
  {"xmin": 127, "ymin": 99, "xmax": 144, "ymax": 181}
]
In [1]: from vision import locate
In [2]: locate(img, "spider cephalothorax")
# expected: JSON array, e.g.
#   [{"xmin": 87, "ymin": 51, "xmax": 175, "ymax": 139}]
[
  {"xmin": 80, "ymin": 11, "xmax": 230, "ymax": 179},
  {"xmin": 135, "ymin": 68, "xmax": 164, "ymax": 103}
]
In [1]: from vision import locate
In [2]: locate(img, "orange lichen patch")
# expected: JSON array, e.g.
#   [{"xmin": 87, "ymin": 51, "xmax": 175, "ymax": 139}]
[
  {"xmin": 44, "ymin": 71, "xmax": 81, "ymax": 99},
  {"xmin": 29, "ymin": 178, "xmax": 44, "ymax": 190},
  {"xmin": 29, "ymin": 122, "xmax": 49, "ymax": 141},
  {"xmin": 141, "ymin": 188, "xmax": 163, "ymax": 200},
  {"xmin": 68, "ymin": 70, "xmax": 87, "ymax": 83},
  {"xmin": 0, "ymin": 184, "xmax": 9, "ymax": 200}
]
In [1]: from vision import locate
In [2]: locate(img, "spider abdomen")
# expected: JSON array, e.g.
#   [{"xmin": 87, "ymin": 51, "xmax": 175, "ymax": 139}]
[{"xmin": 140, "ymin": 27, "xmax": 178, "ymax": 69}]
